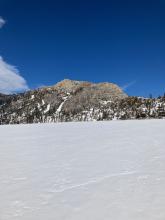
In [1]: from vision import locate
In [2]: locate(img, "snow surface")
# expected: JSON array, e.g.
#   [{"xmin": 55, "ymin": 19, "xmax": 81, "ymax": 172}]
[
  {"xmin": 44, "ymin": 104, "xmax": 50, "ymax": 113},
  {"xmin": 56, "ymin": 96, "xmax": 68, "ymax": 114},
  {"xmin": 0, "ymin": 119, "xmax": 165, "ymax": 220}
]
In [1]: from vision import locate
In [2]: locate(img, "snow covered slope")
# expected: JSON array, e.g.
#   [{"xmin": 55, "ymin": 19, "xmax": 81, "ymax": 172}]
[{"xmin": 0, "ymin": 120, "xmax": 165, "ymax": 220}]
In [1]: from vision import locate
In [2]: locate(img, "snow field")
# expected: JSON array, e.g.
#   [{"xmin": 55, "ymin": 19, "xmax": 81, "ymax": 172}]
[{"xmin": 0, "ymin": 119, "xmax": 165, "ymax": 219}]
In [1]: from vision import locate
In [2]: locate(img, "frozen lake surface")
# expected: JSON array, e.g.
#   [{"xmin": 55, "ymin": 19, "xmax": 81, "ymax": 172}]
[{"xmin": 0, "ymin": 120, "xmax": 165, "ymax": 220}]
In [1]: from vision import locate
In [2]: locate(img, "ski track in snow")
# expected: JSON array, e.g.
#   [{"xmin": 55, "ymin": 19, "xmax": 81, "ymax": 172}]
[
  {"xmin": 47, "ymin": 171, "xmax": 137, "ymax": 193},
  {"xmin": 0, "ymin": 119, "xmax": 165, "ymax": 220}
]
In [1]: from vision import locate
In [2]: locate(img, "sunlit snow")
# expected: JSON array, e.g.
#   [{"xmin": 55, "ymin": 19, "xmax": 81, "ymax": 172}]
[{"xmin": 0, "ymin": 120, "xmax": 165, "ymax": 220}]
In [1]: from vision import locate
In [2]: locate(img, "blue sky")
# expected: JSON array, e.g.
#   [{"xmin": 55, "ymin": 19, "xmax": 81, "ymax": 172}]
[{"xmin": 0, "ymin": 0, "xmax": 165, "ymax": 96}]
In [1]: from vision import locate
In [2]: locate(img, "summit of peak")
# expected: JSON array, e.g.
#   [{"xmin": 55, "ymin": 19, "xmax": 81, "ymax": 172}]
[{"xmin": 52, "ymin": 79, "xmax": 126, "ymax": 97}]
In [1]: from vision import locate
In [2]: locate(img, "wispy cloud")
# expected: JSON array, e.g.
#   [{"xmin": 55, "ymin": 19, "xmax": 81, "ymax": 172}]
[
  {"xmin": 122, "ymin": 80, "xmax": 136, "ymax": 91},
  {"xmin": 0, "ymin": 17, "xmax": 6, "ymax": 28},
  {"xmin": 0, "ymin": 57, "xmax": 29, "ymax": 94}
]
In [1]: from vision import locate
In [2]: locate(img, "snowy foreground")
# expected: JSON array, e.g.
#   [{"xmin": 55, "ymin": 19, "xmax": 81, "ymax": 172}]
[{"xmin": 1, "ymin": 120, "xmax": 165, "ymax": 220}]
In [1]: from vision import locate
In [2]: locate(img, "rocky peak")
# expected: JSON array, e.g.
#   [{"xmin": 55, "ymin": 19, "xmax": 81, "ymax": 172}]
[
  {"xmin": 52, "ymin": 79, "xmax": 127, "ymax": 99},
  {"xmin": 53, "ymin": 79, "xmax": 91, "ymax": 93},
  {"xmin": 0, "ymin": 79, "xmax": 165, "ymax": 125}
]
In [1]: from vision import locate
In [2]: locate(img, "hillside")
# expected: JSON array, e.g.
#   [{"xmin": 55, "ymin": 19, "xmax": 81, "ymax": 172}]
[
  {"xmin": 0, "ymin": 79, "xmax": 165, "ymax": 124},
  {"xmin": 1, "ymin": 120, "xmax": 165, "ymax": 219}
]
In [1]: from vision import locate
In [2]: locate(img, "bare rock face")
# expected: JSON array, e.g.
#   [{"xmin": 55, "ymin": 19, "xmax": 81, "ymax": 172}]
[
  {"xmin": 54, "ymin": 79, "xmax": 127, "ymax": 99},
  {"xmin": 52, "ymin": 79, "xmax": 127, "ymax": 114},
  {"xmin": 54, "ymin": 79, "xmax": 91, "ymax": 93}
]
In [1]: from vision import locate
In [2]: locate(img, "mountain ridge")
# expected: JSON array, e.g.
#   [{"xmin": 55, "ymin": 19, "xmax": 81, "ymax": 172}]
[{"xmin": 0, "ymin": 79, "xmax": 165, "ymax": 124}]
